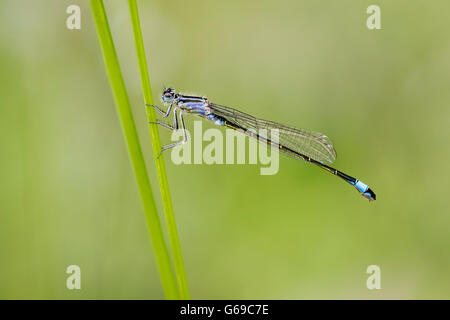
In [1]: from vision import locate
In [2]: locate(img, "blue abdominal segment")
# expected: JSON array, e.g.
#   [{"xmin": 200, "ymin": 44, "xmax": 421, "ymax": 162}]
[
  {"xmin": 355, "ymin": 180, "xmax": 369, "ymax": 193},
  {"xmin": 355, "ymin": 180, "xmax": 376, "ymax": 201}
]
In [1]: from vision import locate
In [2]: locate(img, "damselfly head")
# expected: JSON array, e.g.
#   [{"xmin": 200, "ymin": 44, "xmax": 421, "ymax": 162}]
[{"xmin": 161, "ymin": 87, "xmax": 176, "ymax": 103}]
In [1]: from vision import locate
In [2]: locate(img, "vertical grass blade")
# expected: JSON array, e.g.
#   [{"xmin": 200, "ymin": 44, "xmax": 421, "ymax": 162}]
[
  {"xmin": 128, "ymin": 0, "xmax": 190, "ymax": 299},
  {"xmin": 89, "ymin": 0, "xmax": 179, "ymax": 299}
]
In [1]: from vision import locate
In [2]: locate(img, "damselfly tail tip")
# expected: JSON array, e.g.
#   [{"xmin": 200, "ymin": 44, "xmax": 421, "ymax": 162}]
[
  {"xmin": 362, "ymin": 187, "xmax": 376, "ymax": 201},
  {"xmin": 354, "ymin": 180, "xmax": 376, "ymax": 201}
]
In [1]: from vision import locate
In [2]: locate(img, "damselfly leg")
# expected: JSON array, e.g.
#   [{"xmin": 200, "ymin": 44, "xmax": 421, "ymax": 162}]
[
  {"xmin": 157, "ymin": 110, "xmax": 187, "ymax": 158},
  {"xmin": 148, "ymin": 107, "xmax": 179, "ymax": 131},
  {"xmin": 147, "ymin": 103, "xmax": 188, "ymax": 158},
  {"xmin": 146, "ymin": 103, "xmax": 173, "ymax": 118}
]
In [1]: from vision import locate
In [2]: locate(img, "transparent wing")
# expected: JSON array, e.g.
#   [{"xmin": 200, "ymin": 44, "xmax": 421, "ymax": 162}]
[{"xmin": 209, "ymin": 103, "xmax": 337, "ymax": 164}]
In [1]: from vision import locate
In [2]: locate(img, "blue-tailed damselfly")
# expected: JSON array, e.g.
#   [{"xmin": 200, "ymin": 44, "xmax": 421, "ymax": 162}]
[{"xmin": 147, "ymin": 88, "xmax": 376, "ymax": 201}]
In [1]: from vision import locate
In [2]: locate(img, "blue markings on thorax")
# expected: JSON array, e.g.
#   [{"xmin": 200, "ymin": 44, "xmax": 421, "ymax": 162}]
[
  {"xmin": 178, "ymin": 97, "xmax": 209, "ymax": 115},
  {"xmin": 184, "ymin": 102, "xmax": 208, "ymax": 114},
  {"xmin": 177, "ymin": 95, "xmax": 223, "ymax": 125}
]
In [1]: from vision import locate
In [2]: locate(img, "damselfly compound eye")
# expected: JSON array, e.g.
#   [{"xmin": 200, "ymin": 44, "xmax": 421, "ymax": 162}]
[{"xmin": 161, "ymin": 88, "xmax": 176, "ymax": 103}]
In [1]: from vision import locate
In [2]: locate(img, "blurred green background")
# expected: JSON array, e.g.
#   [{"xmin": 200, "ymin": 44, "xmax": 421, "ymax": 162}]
[{"xmin": 1, "ymin": 0, "xmax": 449, "ymax": 299}]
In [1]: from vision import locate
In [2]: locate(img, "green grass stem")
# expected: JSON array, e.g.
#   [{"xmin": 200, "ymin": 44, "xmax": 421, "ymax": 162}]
[
  {"xmin": 128, "ymin": 0, "xmax": 190, "ymax": 300},
  {"xmin": 89, "ymin": 0, "xmax": 179, "ymax": 299}
]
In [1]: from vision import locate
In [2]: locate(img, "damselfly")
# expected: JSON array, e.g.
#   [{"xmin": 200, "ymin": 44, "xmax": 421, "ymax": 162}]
[{"xmin": 147, "ymin": 88, "xmax": 376, "ymax": 201}]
